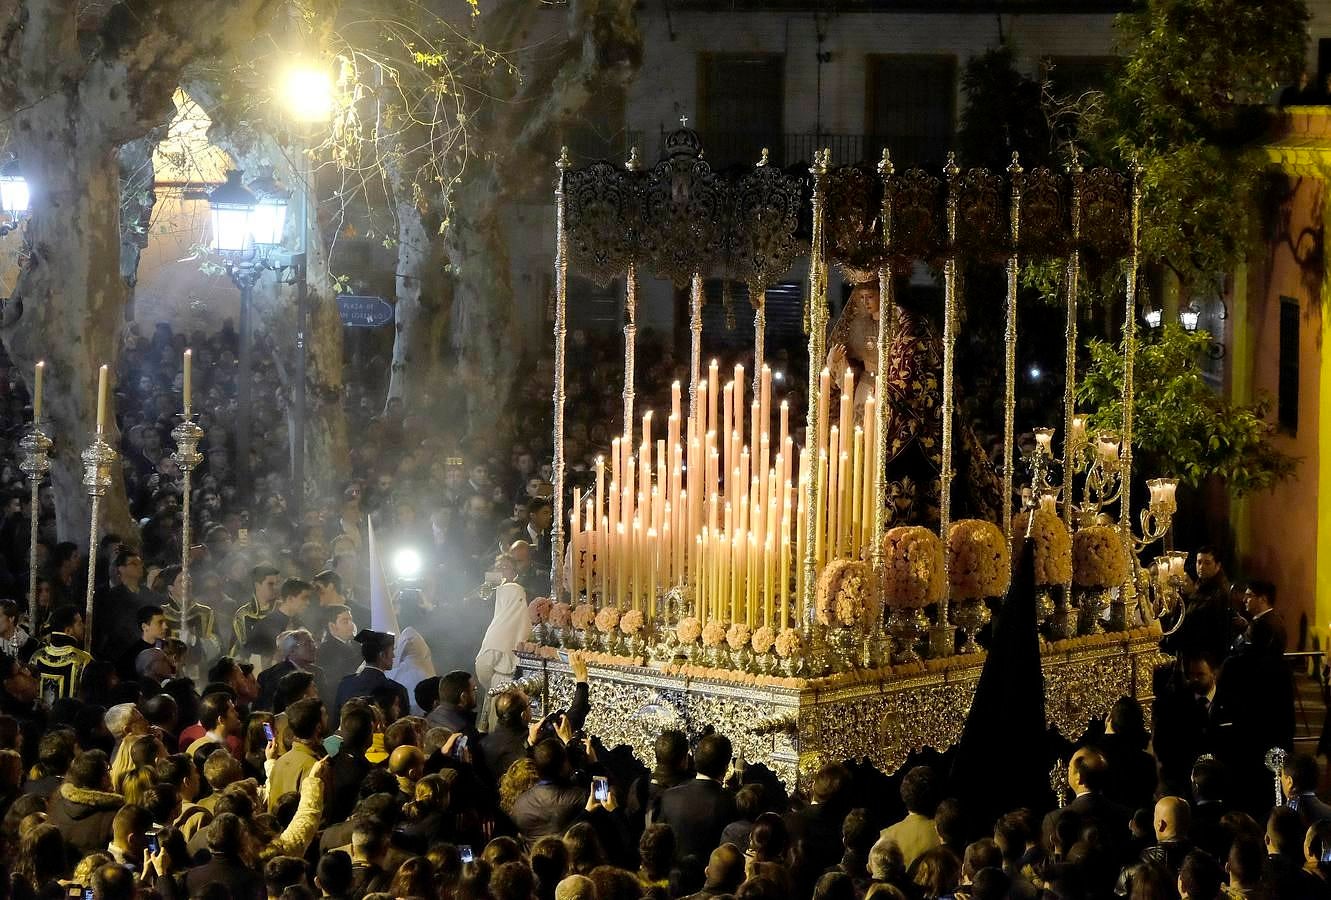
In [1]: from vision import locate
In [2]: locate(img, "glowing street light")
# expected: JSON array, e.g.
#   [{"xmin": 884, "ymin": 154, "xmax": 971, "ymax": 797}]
[
  {"xmin": 280, "ymin": 64, "xmax": 335, "ymax": 124},
  {"xmin": 1180, "ymin": 305, "xmax": 1201, "ymax": 332},
  {"xmin": 246, "ymin": 169, "xmax": 291, "ymax": 249},
  {"xmin": 207, "ymin": 171, "xmax": 257, "ymax": 255}
]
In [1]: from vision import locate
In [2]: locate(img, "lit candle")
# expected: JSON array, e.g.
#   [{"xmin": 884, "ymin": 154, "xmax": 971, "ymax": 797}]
[
  {"xmin": 779, "ymin": 399, "xmax": 790, "ymax": 457},
  {"xmin": 734, "ymin": 365, "xmax": 745, "ymax": 453},
  {"xmin": 671, "ymin": 380, "xmax": 682, "ymax": 424},
  {"xmin": 595, "ymin": 456, "xmax": 605, "ymax": 529},
  {"xmin": 183, "ymin": 348, "xmax": 193, "ymax": 416},
  {"xmin": 1034, "ymin": 427, "xmax": 1055, "ymax": 456},
  {"xmin": 571, "ymin": 488, "xmax": 581, "ymax": 599},
  {"xmin": 818, "ymin": 368, "xmax": 831, "ymax": 451},
  {"xmin": 1069, "ymin": 415, "xmax": 1087, "ymax": 448},
  {"xmin": 840, "ymin": 367, "xmax": 854, "ymax": 451},
  {"xmin": 1168, "ymin": 553, "xmax": 1186, "ymax": 578},
  {"xmin": 32, "ymin": 361, "xmax": 44, "ymax": 421},
  {"xmin": 1096, "ymin": 434, "xmax": 1120, "ymax": 464},
  {"xmin": 610, "ymin": 438, "xmax": 621, "ymax": 510},
  {"xmin": 760, "ymin": 365, "xmax": 772, "ymax": 437},
  {"xmin": 708, "ymin": 360, "xmax": 720, "ymax": 436},
  {"xmin": 850, "ymin": 426, "xmax": 864, "ymax": 556},
  {"xmin": 837, "ymin": 450, "xmax": 850, "ymax": 557},
  {"xmin": 95, "ymin": 364, "xmax": 109, "ymax": 434},
  {"xmin": 814, "ymin": 450, "xmax": 828, "ymax": 570},
  {"xmin": 827, "ymin": 426, "xmax": 840, "ymax": 558}
]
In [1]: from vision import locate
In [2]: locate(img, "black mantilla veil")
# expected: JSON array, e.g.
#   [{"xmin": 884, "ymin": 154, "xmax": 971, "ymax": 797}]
[{"xmin": 949, "ymin": 534, "xmax": 1052, "ymax": 823}]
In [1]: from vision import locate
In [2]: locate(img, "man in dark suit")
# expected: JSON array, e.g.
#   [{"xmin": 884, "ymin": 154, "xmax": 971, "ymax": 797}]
[
  {"xmin": 1067, "ymin": 747, "xmax": 1131, "ymax": 857},
  {"xmin": 1189, "ymin": 756, "xmax": 1231, "ymax": 861},
  {"xmin": 510, "ymin": 738, "xmax": 590, "ymax": 842},
  {"xmin": 93, "ymin": 548, "xmax": 151, "ymax": 660},
  {"xmin": 1162, "ymin": 547, "xmax": 1235, "ymax": 662},
  {"xmin": 1238, "ymin": 580, "xmax": 1287, "ymax": 657},
  {"xmin": 332, "ymin": 630, "xmax": 409, "ymax": 722},
  {"xmin": 318, "ymin": 605, "xmax": 361, "ymax": 685},
  {"xmin": 659, "ymin": 732, "xmax": 737, "ymax": 894},
  {"xmin": 1184, "ymin": 648, "xmax": 1294, "ymax": 818},
  {"xmin": 255, "ymin": 628, "xmax": 325, "ymax": 712},
  {"xmin": 184, "ymin": 813, "xmax": 263, "ymax": 899},
  {"xmin": 786, "ymin": 762, "xmax": 853, "ymax": 897},
  {"xmin": 1281, "ymin": 753, "xmax": 1331, "ymax": 827}
]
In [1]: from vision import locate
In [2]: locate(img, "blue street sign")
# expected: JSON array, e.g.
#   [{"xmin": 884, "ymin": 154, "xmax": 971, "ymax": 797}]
[{"xmin": 337, "ymin": 294, "xmax": 394, "ymax": 327}]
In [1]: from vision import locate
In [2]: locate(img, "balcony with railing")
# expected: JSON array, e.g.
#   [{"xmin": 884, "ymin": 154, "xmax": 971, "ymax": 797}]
[{"xmin": 657, "ymin": 129, "xmax": 953, "ymax": 170}]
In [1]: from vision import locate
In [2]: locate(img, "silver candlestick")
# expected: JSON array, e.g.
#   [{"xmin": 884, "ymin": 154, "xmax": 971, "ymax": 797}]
[
  {"xmin": 82, "ymin": 433, "xmax": 118, "ymax": 653},
  {"xmin": 171, "ymin": 415, "xmax": 204, "ymax": 647},
  {"xmin": 19, "ymin": 424, "xmax": 52, "ymax": 633}
]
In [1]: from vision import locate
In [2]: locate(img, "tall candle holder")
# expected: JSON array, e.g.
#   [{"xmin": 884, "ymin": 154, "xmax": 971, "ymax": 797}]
[
  {"xmin": 81, "ymin": 433, "xmax": 118, "ymax": 652},
  {"xmin": 18, "ymin": 424, "xmax": 52, "ymax": 633},
  {"xmin": 171, "ymin": 415, "xmax": 205, "ymax": 646}
]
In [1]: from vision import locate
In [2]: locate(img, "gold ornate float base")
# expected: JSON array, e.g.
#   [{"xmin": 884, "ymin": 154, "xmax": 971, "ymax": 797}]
[{"xmin": 522, "ymin": 630, "xmax": 1168, "ymax": 788}]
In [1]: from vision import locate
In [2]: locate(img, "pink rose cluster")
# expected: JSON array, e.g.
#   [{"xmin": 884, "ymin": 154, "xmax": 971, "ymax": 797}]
[
  {"xmin": 774, "ymin": 627, "xmax": 804, "ymax": 659},
  {"xmin": 595, "ymin": 606, "xmax": 622, "ymax": 634},
  {"xmin": 676, "ymin": 617, "xmax": 703, "ymax": 644},
  {"xmin": 619, "ymin": 609, "xmax": 645, "ymax": 635},
  {"xmin": 701, "ymin": 621, "xmax": 728, "ymax": 647},
  {"xmin": 548, "ymin": 602, "xmax": 572, "ymax": 628},
  {"xmin": 528, "ymin": 596, "xmax": 553, "ymax": 625},
  {"xmin": 570, "ymin": 603, "xmax": 596, "ymax": 631},
  {"xmin": 750, "ymin": 625, "xmax": 776, "ymax": 654},
  {"xmin": 726, "ymin": 622, "xmax": 752, "ymax": 651}
]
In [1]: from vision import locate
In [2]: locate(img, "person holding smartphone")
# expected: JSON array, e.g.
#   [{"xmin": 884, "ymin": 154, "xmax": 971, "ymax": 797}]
[{"xmin": 508, "ymin": 731, "xmax": 609, "ymax": 843}]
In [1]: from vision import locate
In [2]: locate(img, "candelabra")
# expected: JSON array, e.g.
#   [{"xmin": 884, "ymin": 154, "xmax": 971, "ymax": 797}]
[
  {"xmin": 171, "ymin": 415, "xmax": 205, "ymax": 647},
  {"xmin": 18, "ymin": 424, "xmax": 51, "ymax": 633},
  {"xmin": 81, "ymin": 433, "xmax": 118, "ymax": 653}
]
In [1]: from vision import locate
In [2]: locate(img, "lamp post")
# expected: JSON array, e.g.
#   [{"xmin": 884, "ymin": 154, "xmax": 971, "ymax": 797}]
[
  {"xmin": 208, "ymin": 170, "xmax": 289, "ymax": 501},
  {"xmin": 280, "ymin": 62, "xmax": 333, "ymax": 525}
]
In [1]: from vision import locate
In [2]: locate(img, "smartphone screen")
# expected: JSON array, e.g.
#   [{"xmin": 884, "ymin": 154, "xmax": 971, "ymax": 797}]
[
  {"xmin": 557, "ymin": 649, "xmax": 570, "ymax": 664},
  {"xmin": 453, "ymin": 734, "xmax": 469, "ymax": 757},
  {"xmin": 459, "ymin": 845, "xmax": 474, "ymax": 863},
  {"xmin": 83, "ymin": 890, "xmax": 94, "ymax": 900},
  {"xmin": 147, "ymin": 830, "xmax": 160, "ymax": 853},
  {"xmin": 593, "ymin": 776, "xmax": 609, "ymax": 802},
  {"xmin": 66, "ymin": 887, "xmax": 83, "ymax": 900},
  {"xmin": 263, "ymin": 722, "xmax": 275, "ymax": 743}
]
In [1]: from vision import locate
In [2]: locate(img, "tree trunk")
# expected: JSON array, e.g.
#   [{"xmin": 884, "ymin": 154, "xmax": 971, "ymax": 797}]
[
  {"xmin": 4, "ymin": 95, "xmax": 137, "ymax": 543},
  {"xmin": 385, "ymin": 166, "xmax": 444, "ymax": 409},
  {"xmin": 118, "ymin": 131, "xmax": 163, "ymax": 322},
  {"xmin": 446, "ymin": 170, "xmax": 514, "ymax": 431}
]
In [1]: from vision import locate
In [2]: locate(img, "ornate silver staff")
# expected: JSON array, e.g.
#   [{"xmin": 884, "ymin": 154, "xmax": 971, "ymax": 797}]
[
  {"xmin": 172, "ymin": 405, "xmax": 204, "ymax": 647},
  {"xmin": 19, "ymin": 413, "xmax": 51, "ymax": 634},
  {"xmin": 82, "ymin": 366, "xmax": 118, "ymax": 653}
]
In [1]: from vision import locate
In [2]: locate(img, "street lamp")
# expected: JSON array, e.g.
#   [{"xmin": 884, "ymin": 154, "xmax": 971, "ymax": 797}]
[
  {"xmin": 0, "ymin": 158, "xmax": 31, "ymax": 236},
  {"xmin": 1179, "ymin": 304, "xmax": 1201, "ymax": 332},
  {"xmin": 208, "ymin": 169, "xmax": 290, "ymax": 499}
]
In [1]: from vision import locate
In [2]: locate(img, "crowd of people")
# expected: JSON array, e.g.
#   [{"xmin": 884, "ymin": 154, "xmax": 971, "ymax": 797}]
[{"xmin": 0, "ymin": 320, "xmax": 1316, "ymax": 899}]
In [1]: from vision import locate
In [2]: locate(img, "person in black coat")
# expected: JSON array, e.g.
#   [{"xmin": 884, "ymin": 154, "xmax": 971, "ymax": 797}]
[
  {"xmin": 786, "ymin": 762, "xmax": 853, "ymax": 897},
  {"xmin": 1066, "ymin": 747, "xmax": 1131, "ymax": 860},
  {"xmin": 658, "ymin": 733, "xmax": 737, "ymax": 894},
  {"xmin": 255, "ymin": 629, "xmax": 325, "ymax": 712},
  {"xmin": 181, "ymin": 813, "xmax": 263, "ymax": 899},
  {"xmin": 1281, "ymin": 753, "xmax": 1331, "ymax": 827},
  {"xmin": 1090, "ymin": 697, "xmax": 1159, "ymax": 814},
  {"xmin": 509, "ymin": 738, "xmax": 591, "ymax": 843},
  {"xmin": 319, "ymin": 605, "xmax": 362, "ymax": 686},
  {"xmin": 332, "ymin": 630, "xmax": 409, "ymax": 722}
]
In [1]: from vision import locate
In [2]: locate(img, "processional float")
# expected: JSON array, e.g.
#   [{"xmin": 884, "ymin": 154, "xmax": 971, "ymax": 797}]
[{"xmin": 520, "ymin": 125, "xmax": 1179, "ymax": 785}]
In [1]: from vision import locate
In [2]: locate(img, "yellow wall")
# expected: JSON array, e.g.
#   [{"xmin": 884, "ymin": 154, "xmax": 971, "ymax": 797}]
[{"xmin": 1241, "ymin": 173, "xmax": 1325, "ymax": 633}]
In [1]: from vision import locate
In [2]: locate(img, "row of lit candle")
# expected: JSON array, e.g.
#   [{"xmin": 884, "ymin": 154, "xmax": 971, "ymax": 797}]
[
  {"xmin": 27, "ymin": 350, "xmax": 194, "ymax": 433},
  {"xmin": 566, "ymin": 359, "xmax": 883, "ymax": 631},
  {"xmin": 1031, "ymin": 421, "xmax": 1178, "ymax": 516}
]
